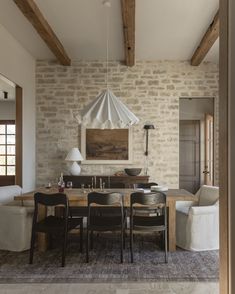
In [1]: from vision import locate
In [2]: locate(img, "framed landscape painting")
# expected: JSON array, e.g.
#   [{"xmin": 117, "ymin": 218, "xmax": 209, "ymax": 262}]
[{"xmin": 81, "ymin": 127, "xmax": 132, "ymax": 164}]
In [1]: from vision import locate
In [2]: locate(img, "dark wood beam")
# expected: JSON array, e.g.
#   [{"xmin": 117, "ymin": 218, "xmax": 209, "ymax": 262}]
[
  {"xmin": 191, "ymin": 10, "xmax": 219, "ymax": 66},
  {"xmin": 13, "ymin": 0, "xmax": 71, "ymax": 66},
  {"xmin": 121, "ymin": 0, "xmax": 135, "ymax": 66}
]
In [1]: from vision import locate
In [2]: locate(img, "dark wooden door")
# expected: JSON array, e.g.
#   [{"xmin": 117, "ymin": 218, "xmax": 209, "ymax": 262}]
[{"xmin": 179, "ymin": 120, "xmax": 200, "ymax": 194}]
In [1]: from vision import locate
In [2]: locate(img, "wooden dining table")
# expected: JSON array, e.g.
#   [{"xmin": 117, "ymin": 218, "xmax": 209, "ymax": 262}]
[{"xmin": 14, "ymin": 188, "xmax": 195, "ymax": 252}]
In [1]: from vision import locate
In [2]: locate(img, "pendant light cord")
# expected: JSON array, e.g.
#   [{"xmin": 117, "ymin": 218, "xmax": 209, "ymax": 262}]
[{"xmin": 104, "ymin": 0, "xmax": 110, "ymax": 90}]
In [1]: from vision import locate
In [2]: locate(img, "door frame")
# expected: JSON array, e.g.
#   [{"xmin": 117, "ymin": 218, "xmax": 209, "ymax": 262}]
[
  {"xmin": 0, "ymin": 74, "xmax": 22, "ymax": 187},
  {"xmin": 15, "ymin": 85, "xmax": 22, "ymax": 187},
  {"xmin": 179, "ymin": 97, "xmax": 215, "ymax": 187},
  {"xmin": 204, "ymin": 113, "xmax": 214, "ymax": 186},
  {"xmin": 219, "ymin": 0, "xmax": 230, "ymax": 292}
]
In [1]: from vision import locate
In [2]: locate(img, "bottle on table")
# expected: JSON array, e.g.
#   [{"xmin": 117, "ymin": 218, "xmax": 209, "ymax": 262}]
[
  {"xmin": 58, "ymin": 173, "xmax": 65, "ymax": 193},
  {"xmin": 100, "ymin": 178, "xmax": 103, "ymax": 191}
]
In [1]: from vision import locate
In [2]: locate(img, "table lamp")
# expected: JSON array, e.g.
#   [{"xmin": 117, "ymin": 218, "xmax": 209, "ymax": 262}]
[{"xmin": 65, "ymin": 147, "xmax": 83, "ymax": 175}]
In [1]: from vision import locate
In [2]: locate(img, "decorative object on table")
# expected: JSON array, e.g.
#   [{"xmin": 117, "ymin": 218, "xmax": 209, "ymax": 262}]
[
  {"xmin": 66, "ymin": 181, "xmax": 73, "ymax": 189},
  {"xmin": 65, "ymin": 147, "xmax": 83, "ymax": 175},
  {"xmin": 91, "ymin": 177, "xmax": 94, "ymax": 190},
  {"xmin": 81, "ymin": 128, "xmax": 133, "ymax": 164},
  {"xmin": 81, "ymin": 184, "xmax": 85, "ymax": 193},
  {"xmin": 45, "ymin": 182, "xmax": 52, "ymax": 189},
  {"xmin": 113, "ymin": 171, "xmax": 125, "ymax": 176},
  {"xmin": 77, "ymin": 0, "xmax": 139, "ymax": 129},
  {"xmin": 63, "ymin": 175, "xmax": 149, "ymax": 189},
  {"xmin": 99, "ymin": 178, "xmax": 106, "ymax": 191},
  {"xmin": 58, "ymin": 173, "xmax": 65, "ymax": 192},
  {"xmin": 151, "ymin": 185, "xmax": 168, "ymax": 192},
  {"xmin": 136, "ymin": 182, "xmax": 158, "ymax": 189},
  {"xmin": 124, "ymin": 168, "xmax": 142, "ymax": 176},
  {"xmin": 143, "ymin": 123, "xmax": 155, "ymax": 175}
]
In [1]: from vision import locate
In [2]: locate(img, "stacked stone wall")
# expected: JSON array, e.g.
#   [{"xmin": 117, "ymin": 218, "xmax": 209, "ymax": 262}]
[{"xmin": 36, "ymin": 60, "xmax": 219, "ymax": 187}]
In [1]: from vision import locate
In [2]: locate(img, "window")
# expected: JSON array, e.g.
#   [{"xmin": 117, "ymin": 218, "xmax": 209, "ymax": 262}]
[{"xmin": 0, "ymin": 121, "xmax": 16, "ymax": 176}]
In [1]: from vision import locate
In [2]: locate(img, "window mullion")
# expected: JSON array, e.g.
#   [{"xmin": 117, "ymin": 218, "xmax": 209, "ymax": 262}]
[
  {"xmin": 0, "ymin": 123, "xmax": 16, "ymax": 176},
  {"xmin": 5, "ymin": 124, "xmax": 7, "ymax": 176}
]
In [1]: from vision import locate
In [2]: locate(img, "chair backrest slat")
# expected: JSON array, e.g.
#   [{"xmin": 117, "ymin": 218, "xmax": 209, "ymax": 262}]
[
  {"xmin": 88, "ymin": 192, "xmax": 123, "ymax": 206},
  {"xmin": 130, "ymin": 191, "xmax": 167, "ymax": 228},
  {"xmin": 33, "ymin": 192, "xmax": 69, "ymax": 224},
  {"xmin": 34, "ymin": 192, "xmax": 68, "ymax": 207},
  {"xmin": 131, "ymin": 191, "xmax": 166, "ymax": 206}
]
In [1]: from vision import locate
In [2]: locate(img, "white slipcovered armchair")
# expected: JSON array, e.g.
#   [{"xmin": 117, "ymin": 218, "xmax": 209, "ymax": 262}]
[
  {"xmin": 176, "ymin": 185, "xmax": 219, "ymax": 251},
  {"xmin": 0, "ymin": 185, "xmax": 34, "ymax": 251}
]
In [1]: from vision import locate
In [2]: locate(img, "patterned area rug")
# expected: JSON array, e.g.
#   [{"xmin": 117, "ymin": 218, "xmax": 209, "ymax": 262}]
[{"xmin": 0, "ymin": 235, "xmax": 219, "ymax": 283}]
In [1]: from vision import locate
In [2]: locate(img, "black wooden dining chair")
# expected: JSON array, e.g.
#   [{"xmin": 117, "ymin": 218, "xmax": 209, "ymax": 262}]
[
  {"xmin": 136, "ymin": 182, "xmax": 158, "ymax": 189},
  {"xmin": 29, "ymin": 192, "xmax": 83, "ymax": 267},
  {"xmin": 130, "ymin": 191, "xmax": 168, "ymax": 263},
  {"xmin": 86, "ymin": 191, "xmax": 125, "ymax": 263}
]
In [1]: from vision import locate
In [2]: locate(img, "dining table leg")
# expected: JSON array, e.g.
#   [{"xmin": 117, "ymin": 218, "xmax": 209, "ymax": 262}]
[
  {"xmin": 37, "ymin": 204, "xmax": 48, "ymax": 252},
  {"xmin": 168, "ymin": 201, "xmax": 176, "ymax": 252}
]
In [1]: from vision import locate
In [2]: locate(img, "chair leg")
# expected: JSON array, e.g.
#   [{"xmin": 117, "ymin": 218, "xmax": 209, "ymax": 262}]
[
  {"xmin": 164, "ymin": 229, "xmax": 168, "ymax": 263},
  {"xmin": 120, "ymin": 230, "xmax": 124, "ymax": 263},
  {"xmin": 62, "ymin": 230, "xmax": 68, "ymax": 267},
  {"xmin": 90, "ymin": 230, "xmax": 94, "ymax": 250},
  {"xmin": 80, "ymin": 221, "xmax": 83, "ymax": 253},
  {"xmin": 123, "ymin": 227, "xmax": 126, "ymax": 249},
  {"xmin": 48, "ymin": 234, "xmax": 53, "ymax": 250},
  {"xmin": 130, "ymin": 228, "xmax": 134, "ymax": 263},
  {"xmin": 29, "ymin": 230, "xmax": 36, "ymax": 264},
  {"xmin": 86, "ymin": 228, "xmax": 89, "ymax": 263}
]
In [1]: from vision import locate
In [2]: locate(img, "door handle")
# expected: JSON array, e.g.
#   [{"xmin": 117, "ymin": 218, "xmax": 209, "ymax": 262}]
[{"xmin": 203, "ymin": 170, "xmax": 210, "ymax": 174}]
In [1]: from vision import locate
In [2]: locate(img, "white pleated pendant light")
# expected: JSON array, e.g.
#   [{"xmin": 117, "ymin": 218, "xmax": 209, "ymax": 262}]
[
  {"xmin": 80, "ymin": 88, "xmax": 139, "ymax": 129},
  {"xmin": 79, "ymin": 0, "xmax": 139, "ymax": 129}
]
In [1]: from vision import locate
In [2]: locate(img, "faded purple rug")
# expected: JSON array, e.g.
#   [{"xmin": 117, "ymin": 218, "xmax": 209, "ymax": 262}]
[{"xmin": 0, "ymin": 235, "xmax": 219, "ymax": 283}]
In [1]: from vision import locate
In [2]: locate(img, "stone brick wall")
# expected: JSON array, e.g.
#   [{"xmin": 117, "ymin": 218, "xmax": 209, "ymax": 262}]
[{"xmin": 36, "ymin": 60, "xmax": 219, "ymax": 188}]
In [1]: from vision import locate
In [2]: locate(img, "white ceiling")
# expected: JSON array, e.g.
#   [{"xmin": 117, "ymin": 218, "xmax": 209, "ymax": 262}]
[
  {"xmin": 0, "ymin": 0, "xmax": 219, "ymax": 63},
  {"xmin": 136, "ymin": 0, "xmax": 219, "ymax": 62}
]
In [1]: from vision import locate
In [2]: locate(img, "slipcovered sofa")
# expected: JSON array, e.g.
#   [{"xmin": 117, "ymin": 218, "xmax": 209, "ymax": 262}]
[
  {"xmin": 0, "ymin": 185, "xmax": 34, "ymax": 251},
  {"xmin": 176, "ymin": 185, "xmax": 219, "ymax": 251}
]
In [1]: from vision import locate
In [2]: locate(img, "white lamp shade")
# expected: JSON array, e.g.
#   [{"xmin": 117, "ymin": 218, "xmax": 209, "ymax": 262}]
[
  {"xmin": 65, "ymin": 148, "xmax": 83, "ymax": 161},
  {"xmin": 77, "ymin": 89, "xmax": 139, "ymax": 129}
]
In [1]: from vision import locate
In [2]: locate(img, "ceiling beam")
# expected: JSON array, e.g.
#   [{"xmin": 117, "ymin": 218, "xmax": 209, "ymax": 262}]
[
  {"xmin": 191, "ymin": 10, "xmax": 219, "ymax": 66},
  {"xmin": 121, "ymin": 0, "xmax": 135, "ymax": 66},
  {"xmin": 13, "ymin": 0, "xmax": 71, "ymax": 66}
]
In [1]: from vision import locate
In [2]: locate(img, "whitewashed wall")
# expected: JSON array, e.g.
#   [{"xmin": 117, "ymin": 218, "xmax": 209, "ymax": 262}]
[
  {"xmin": 0, "ymin": 24, "xmax": 36, "ymax": 192},
  {"xmin": 36, "ymin": 60, "xmax": 219, "ymax": 188},
  {"xmin": 0, "ymin": 101, "xmax": 15, "ymax": 120}
]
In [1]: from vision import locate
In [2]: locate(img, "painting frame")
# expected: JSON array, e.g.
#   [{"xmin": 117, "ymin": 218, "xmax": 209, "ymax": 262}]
[{"xmin": 81, "ymin": 126, "xmax": 133, "ymax": 164}]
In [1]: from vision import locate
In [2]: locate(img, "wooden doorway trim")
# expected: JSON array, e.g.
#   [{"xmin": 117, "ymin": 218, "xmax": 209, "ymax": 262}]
[
  {"xmin": 15, "ymin": 85, "xmax": 22, "ymax": 187},
  {"xmin": 219, "ymin": 0, "xmax": 229, "ymax": 293},
  {"xmin": 204, "ymin": 113, "xmax": 214, "ymax": 185}
]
